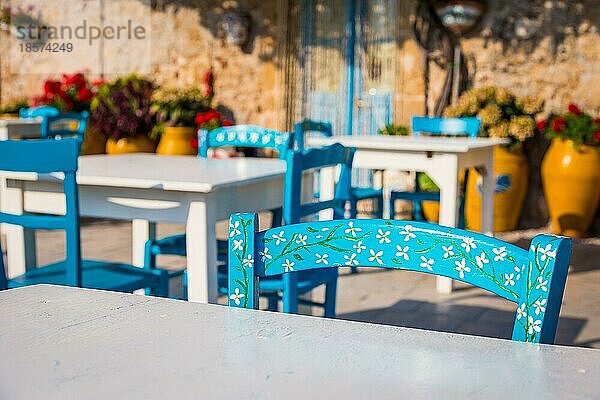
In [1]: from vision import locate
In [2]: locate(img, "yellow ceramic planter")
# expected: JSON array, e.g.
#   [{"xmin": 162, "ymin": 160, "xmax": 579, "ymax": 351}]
[
  {"xmin": 80, "ymin": 127, "xmax": 106, "ymax": 155},
  {"xmin": 541, "ymin": 139, "xmax": 600, "ymax": 238},
  {"xmin": 106, "ymin": 135, "xmax": 156, "ymax": 155},
  {"xmin": 156, "ymin": 127, "xmax": 197, "ymax": 155},
  {"xmin": 465, "ymin": 146, "xmax": 529, "ymax": 232},
  {"xmin": 422, "ymin": 201, "xmax": 440, "ymax": 223}
]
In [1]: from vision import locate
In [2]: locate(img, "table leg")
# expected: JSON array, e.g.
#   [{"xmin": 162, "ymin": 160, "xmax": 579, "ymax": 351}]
[
  {"xmin": 3, "ymin": 181, "xmax": 37, "ymax": 277},
  {"xmin": 429, "ymin": 156, "xmax": 459, "ymax": 294},
  {"xmin": 132, "ymin": 220, "xmax": 156, "ymax": 267},
  {"xmin": 481, "ymin": 148, "xmax": 495, "ymax": 237},
  {"xmin": 186, "ymin": 200, "xmax": 218, "ymax": 303}
]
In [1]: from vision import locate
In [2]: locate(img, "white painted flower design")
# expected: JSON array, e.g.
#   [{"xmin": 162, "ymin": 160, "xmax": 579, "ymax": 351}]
[
  {"xmin": 442, "ymin": 245, "xmax": 454, "ymax": 259},
  {"xmin": 272, "ymin": 231, "xmax": 286, "ymax": 245},
  {"xmin": 233, "ymin": 239, "xmax": 244, "ymax": 251},
  {"xmin": 535, "ymin": 276, "xmax": 548, "ymax": 292},
  {"xmin": 260, "ymin": 247, "xmax": 272, "ymax": 262},
  {"xmin": 315, "ymin": 227, "xmax": 330, "ymax": 239},
  {"xmin": 493, "ymin": 246, "xmax": 507, "ymax": 261},
  {"xmin": 353, "ymin": 241, "xmax": 366, "ymax": 254},
  {"xmin": 242, "ymin": 254, "xmax": 254, "ymax": 268},
  {"xmin": 461, "ymin": 237, "xmax": 477, "ymax": 253},
  {"xmin": 344, "ymin": 221, "xmax": 362, "ymax": 238},
  {"xmin": 369, "ymin": 249, "xmax": 383, "ymax": 265},
  {"xmin": 504, "ymin": 273, "xmax": 515, "ymax": 286},
  {"xmin": 296, "ymin": 234, "xmax": 307, "ymax": 246},
  {"xmin": 528, "ymin": 316, "xmax": 542, "ymax": 334},
  {"xmin": 315, "ymin": 253, "xmax": 329, "ymax": 265},
  {"xmin": 229, "ymin": 220, "xmax": 241, "ymax": 237},
  {"xmin": 374, "ymin": 229, "xmax": 390, "ymax": 244},
  {"xmin": 534, "ymin": 299, "xmax": 547, "ymax": 315},
  {"xmin": 420, "ymin": 256, "xmax": 434, "ymax": 271},
  {"xmin": 516, "ymin": 303, "xmax": 527, "ymax": 320},
  {"xmin": 514, "ymin": 265, "xmax": 522, "ymax": 281},
  {"xmin": 400, "ymin": 225, "xmax": 416, "ymax": 242},
  {"xmin": 230, "ymin": 288, "xmax": 245, "ymax": 305},
  {"xmin": 282, "ymin": 259, "xmax": 295, "ymax": 272},
  {"xmin": 539, "ymin": 244, "xmax": 556, "ymax": 261},
  {"xmin": 344, "ymin": 253, "xmax": 359, "ymax": 266},
  {"xmin": 454, "ymin": 258, "xmax": 470, "ymax": 278},
  {"xmin": 395, "ymin": 245, "xmax": 409, "ymax": 261},
  {"xmin": 475, "ymin": 252, "xmax": 489, "ymax": 268}
]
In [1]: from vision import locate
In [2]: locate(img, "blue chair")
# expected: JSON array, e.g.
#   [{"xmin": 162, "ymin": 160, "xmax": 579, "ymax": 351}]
[
  {"xmin": 20, "ymin": 106, "xmax": 89, "ymax": 140},
  {"xmin": 228, "ymin": 215, "xmax": 572, "ymax": 344},
  {"xmin": 389, "ymin": 117, "xmax": 480, "ymax": 228},
  {"xmin": 294, "ymin": 119, "xmax": 383, "ymax": 219},
  {"xmin": 0, "ymin": 139, "xmax": 168, "ymax": 295},
  {"xmin": 143, "ymin": 125, "xmax": 294, "ymax": 297},
  {"xmin": 226, "ymin": 143, "xmax": 354, "ymax": 316}
]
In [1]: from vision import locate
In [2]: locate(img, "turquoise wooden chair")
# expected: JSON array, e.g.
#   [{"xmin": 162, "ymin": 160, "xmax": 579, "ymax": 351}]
[
  {"xmin": 20, "ymin": 106, "xmax": 89, "ymax": 140},
  {"xmin": 389, "ymin": 117, "xmax": 481, "ymax": 228},
  {"xmin": 0, "ymin": 139, "xmax": 168, "ymax": 295},
  {"xmin": 228, "ymin": 215, "xmax": 572, "ymax": 344},
  {"xmin": 228, "ymin": 143, "xmax": 354, "ymax": 316},
  {"xmin": 143, "ymin": 125, "xmax": 294, "ymax": 296},
  {"xmin": 294, "ymin": 119, "xmax": 383, "ymax": 219}
]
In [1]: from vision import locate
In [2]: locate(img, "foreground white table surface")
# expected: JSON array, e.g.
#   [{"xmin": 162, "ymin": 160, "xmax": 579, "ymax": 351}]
[
  {"xmin": 308, "ymin": 135, "xmax": 508, "ymax": 293},
  {"xmin": 1, "ymin": 154, "xmax": 286, "ymax": 302},
  {"xmin": 1, "ymin": 285, "xmax": 598, "ymax": 400}
]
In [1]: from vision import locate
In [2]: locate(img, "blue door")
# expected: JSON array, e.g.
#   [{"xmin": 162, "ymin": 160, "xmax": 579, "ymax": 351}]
[{"xmin": 300, "ymin": 0, "xmax": 397, "ymax": 137}]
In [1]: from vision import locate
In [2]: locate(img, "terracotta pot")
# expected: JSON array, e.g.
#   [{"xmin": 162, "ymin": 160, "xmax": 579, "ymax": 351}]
[
  {"xmin": 156, "ymin": 127, "xmax": 197, "ymax": 155},
  {"xmin": 541, "ymin": 139, "xmax": 600, "ymax": 238},
  {"xmin": 105, "ymin": 135, "xmax": 156, "ymax": 155},
  {"xmin": 80, "ymin": 127, "xmax": 106, "ymax": 155},
  {"xmin": 465, "ymin": 145, "xmax": 529, "ymax": 232}
]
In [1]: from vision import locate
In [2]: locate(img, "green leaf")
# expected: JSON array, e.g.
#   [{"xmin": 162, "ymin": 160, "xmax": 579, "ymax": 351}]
[
  {"xmin": 306, "ymin": 227, "xmax": 319, "ymax": 233},
  {"xmin": 293, "ymin": 254, "xmax": 304, "ymax": 261},
  {"xmin": 262, "ymin": 238, "xmax": 273, "ymax": 243}
]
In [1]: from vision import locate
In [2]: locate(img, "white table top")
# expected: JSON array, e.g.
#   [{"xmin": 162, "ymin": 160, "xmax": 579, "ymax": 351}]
[
  {"xmin": 1, "ymin": 285, "xmax": 598, "ymax": 400},
  {"xmin": 3, "ymin": 154, "xmax": 287, "ymax": 193},
  {"xmin": 307, "ymin": 135, "xmax": 509, "ymax": 153}
]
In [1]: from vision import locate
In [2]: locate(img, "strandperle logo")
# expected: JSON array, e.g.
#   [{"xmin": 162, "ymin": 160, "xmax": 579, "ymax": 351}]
[{"xmin": 13, "ymin": 19, "xmax": 147, "ymax": 45}]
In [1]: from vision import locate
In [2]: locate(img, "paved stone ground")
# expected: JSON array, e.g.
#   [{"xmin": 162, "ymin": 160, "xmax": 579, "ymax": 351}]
[{"xmin": 4, "ymin": 218, "xmax": 599, "ymax": 349}]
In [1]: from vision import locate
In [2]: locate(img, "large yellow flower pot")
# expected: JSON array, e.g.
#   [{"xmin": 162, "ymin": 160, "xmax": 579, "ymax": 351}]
[
  {"xmin": 80, "ymin": 127, "xmax": 106, "ymax": 155},
  {"xmin": 106, "ymin": 135, "xmax": 156, "ymax": 155},
  {"xmin": 541, "ymin": 139, "xmax": 600, "ymax": 238},
  {"xmin": 422, "ymin": 201, "xmax": 440, "ymax": 223},
  {"xmin": 156, "ymin": 127, "xmax": 197, "ymax": 155},
  {"xmin": 465, "ymin": 146, "xmax": 529, "ymax": 232}
]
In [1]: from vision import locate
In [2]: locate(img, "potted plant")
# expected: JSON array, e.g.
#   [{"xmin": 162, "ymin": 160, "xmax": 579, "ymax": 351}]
[
  {"xmin": 539, "ymin": 104, "xmax": 600, "ymax": 237},
  {"xmin": 31, "ymin": 72, "xmax": 104, "ymax": 154},
  {"xmin": 90, "ymin": 74, "xmax": 156, "ymax": 154},
  {"xmin": 190, "ymin": 108, "xmax": 235, "ymax": 157},
  {"xmin": 0, "ymin": 99, "xmax": 28, "ymax": 119},
  {"xmin": 151, "ymin": 88, "xmax": 211, "ymax": 155},
  {"xmin": 444, "ymin": 86, "xmax": 542, "ymax": 231}
]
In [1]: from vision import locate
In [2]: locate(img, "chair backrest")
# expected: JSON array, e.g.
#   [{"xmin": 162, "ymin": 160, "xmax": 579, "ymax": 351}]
[
  {"xmin": 20, "ymin": 106, "xmax": 89, "ymax": 139},
  {"xmin": 228, "ymin": 216, "xmax": 572, "ymax": 344},
  {"xmin": 411, "ymin": 116, "xmax": 480, "ymax": 137},
  {"xmin": 294, "ymin": 119, "xmax": 333, "ymax": 150},
  {"xmin": 0, "ymin": 139, "xmax": 81, "ymax": 289},
  {"xmin": 283, "ymin": 143, "xmax": 354, "ymax": 224},
  {"xmin": 198, "ymin": 125, "xmax": 293, "ymax": 159}
]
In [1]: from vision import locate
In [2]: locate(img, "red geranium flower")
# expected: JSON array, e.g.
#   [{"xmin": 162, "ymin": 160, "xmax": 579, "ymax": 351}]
[
  {"xmin": 189, "ymin": 138, "xmax": 199, "ymax": 150},
  {"xmin": 77, "ymin": 87, "xmax": 94, "ymax": 102},
  {"xmin": 594, "ymin": 131, "xmax": 600, "ymax": 141},
  {"xmin": 594, "ymin": 117, "xmax": 600, "ymax": 125},
  {"xmin": 195, "ymin": 110, "xmax": 221, "ymax": 125},
  {"xmin": 536, "ymin": 120, "xmax": 547, "ymax": 131},
  {"xmin": 222, "ymin": 120, "xmax": 234, "ymax": 127},
  {"xmin": 43, "ymin": 80, "xmax": 62, "ymax": 96},
  {"xmin": 91, "ymin": 79, "xmax": 106, "ymax": 87},
  {"xmin": 63, "ymin": 73, "xmax": 86, "ymax": 88},
  {"xmin": 552, "ymin": 117, "xmax": 566, "ymax": 132},
  {"xmin": 567, "ymin": 103, "xmax": 582, "ymax": 116}
]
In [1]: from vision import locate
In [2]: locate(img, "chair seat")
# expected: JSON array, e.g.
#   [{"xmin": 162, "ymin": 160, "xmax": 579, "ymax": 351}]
[
  {"xmin": 150, "ymin": 234, "xmax": 228, "ymax": 264},
  {"xmin": 350, "ymin": 186, "xmax": 383, "ymax": 201},
  {"xmin": 390, "ymin": 190, "xmax": 440, "ymax": 202},
  {"xmin": 8, "ymin": 260, "xmax": 162, "ymax": 292}
]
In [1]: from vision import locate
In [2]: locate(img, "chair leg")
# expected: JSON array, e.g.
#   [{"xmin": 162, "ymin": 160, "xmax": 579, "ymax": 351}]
[
  {"xmin": 323, "ymin": 277, "xmax": 337, "ymax": 318},
  {"xmin": 150, "ymin": 270, "xmax": 169, "ymax": 298},
  {"xmin": 271, "ymin": 207, "xmax": 283, "ymax": 228},
  {"xmin": 349, "ymin": 197, "xmax": 358, "ymax": 219},
  {"xmin": 413, "ymin": 201, "xmax": 426, "ymax": 222},
  {"xmin": 375, "ymin": 194, "xmax": 384, "ymax": 219},
  {"xmin": 282, "ymin": 273, "xmax": 299, "ymax": 314},
  {"xmin": 266, "ymin": 295, "xmax": 279, "ymax": 312},
  {"xmin": 144, "ymin": 240, "xmax": 157, "ymax": 295},
  {"xmin": 389, "ymin": 196, "xmax": 396, "ymax": 220}
]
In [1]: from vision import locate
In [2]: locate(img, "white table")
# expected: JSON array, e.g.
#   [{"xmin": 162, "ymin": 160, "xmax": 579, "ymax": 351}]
[
  {"xmin": 1, "ymin": 285, "xmax": 598, "ymax": 400},
  {"xmin": 308, "ymin": 135, "xmax": 508, "ymax": 293},
  {"xmin": 1, "ymin": 154, "xmax": 286, "ymax": 303}
]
